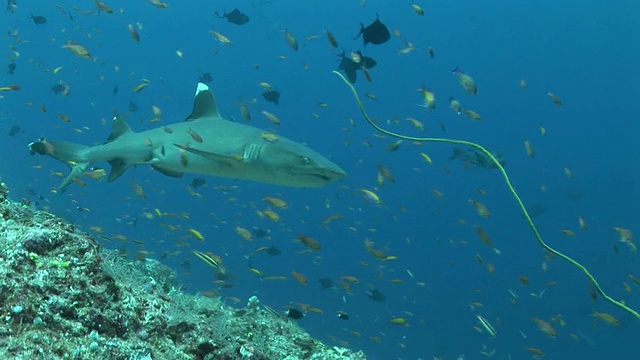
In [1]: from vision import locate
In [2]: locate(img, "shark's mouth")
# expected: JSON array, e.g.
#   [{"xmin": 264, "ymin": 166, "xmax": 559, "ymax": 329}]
[
  {"xmin": 306, "ymin": 173, "xmax": 332, "ymax": 181},
  {"xmin": 288, "ymin": 168, "xmax": 333, "ymax": 182}
]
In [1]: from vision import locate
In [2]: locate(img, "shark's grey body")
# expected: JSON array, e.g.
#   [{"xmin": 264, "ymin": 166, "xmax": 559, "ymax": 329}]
[{"xmin": 29, "ymin": 83, "xmax": 346, "ymax": 190}]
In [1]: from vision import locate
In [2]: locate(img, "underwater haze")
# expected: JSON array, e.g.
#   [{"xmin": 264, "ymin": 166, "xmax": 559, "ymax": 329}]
[{"xmin": 2, "ymin": 0, "xmax": 640, "ymax": 359}]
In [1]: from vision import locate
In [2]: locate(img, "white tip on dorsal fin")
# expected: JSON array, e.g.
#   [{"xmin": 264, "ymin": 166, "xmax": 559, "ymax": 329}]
[
  {"xmin": 185, "ymin": 82, "xmax": 220, "ymax": 121},
  {"xmin": 196, "ymin": 82, "xmax": 209, "ymax": 95}
]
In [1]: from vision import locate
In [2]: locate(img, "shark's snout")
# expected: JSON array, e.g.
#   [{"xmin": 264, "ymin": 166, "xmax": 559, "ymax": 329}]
[{"xmin": 321, "ymin": 162, "xmax": 347, "ymax": 182}]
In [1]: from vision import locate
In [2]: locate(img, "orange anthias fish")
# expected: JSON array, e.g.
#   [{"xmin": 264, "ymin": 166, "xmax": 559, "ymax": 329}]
[
  {"xmin": 532, "ymin": 317, "xmax": 557, "ymax": 337},
  {"xmin": 291, "ymin": 271, "xmax": 308, "ymax": 285},
  {"xmin": 297, "ymin": 235, "xmax": 321, "ymax": 251}
]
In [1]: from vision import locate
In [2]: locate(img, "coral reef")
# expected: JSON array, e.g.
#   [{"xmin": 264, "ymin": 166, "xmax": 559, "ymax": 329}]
[{"xmin": 0, "ymin": 182, "xmax": 366, "ymax": 360}]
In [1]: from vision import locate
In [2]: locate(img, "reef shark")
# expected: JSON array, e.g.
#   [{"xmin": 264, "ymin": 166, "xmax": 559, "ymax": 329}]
[{"xmin": 28, "ymin": 83, "xmax": 346, "ymax": 190}]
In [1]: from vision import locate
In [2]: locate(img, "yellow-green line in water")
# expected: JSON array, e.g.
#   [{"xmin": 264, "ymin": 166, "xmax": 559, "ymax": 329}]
[{"xmin": 333, "ymin": 70, "xmax": 640, "ymax": 320}]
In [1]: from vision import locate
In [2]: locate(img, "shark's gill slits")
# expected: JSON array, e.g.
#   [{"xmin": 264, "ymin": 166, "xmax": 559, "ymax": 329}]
[{"xmin": 243, "ymin": 143, "xmax": 261, "ymax": 161}]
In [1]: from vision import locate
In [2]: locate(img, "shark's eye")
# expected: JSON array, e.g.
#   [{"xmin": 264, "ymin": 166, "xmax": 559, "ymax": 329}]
[{"xmin": 300, "ymin": 156, "xmax": 310, "ymax": 165}]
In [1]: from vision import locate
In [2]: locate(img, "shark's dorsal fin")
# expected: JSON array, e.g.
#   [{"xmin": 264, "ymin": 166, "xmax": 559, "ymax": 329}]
[
  {"xmin": 105, "ymin": 117, "xmax": 133, "ymax": 143},
  {"xmin": 185, "ymin": 83, "xmax": 220, "ymax": 121}
]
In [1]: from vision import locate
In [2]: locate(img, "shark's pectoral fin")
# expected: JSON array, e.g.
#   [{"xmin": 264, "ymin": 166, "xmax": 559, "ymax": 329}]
[
  {"xmin": 107, "ymin": 158, "xmax": 131, "ymax": 182},
  {"xmin": 173, "ymin": 144, "xmax": 242, "ymax": 166},
  {"xmin": 152, "ymin": 165, "xmax": 184, "ymax": 178}
]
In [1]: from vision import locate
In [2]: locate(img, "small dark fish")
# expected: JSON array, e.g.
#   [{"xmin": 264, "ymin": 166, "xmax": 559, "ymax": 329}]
[
  {"xmin": 526, "ymin": 203, "xmax": 546, "ymax": 218},
  {"xmin": 252, "ymin": 227, "xmax": 271, "ymax": 239},
  {"xmin": 216, "ymin": 270, "xmax": 234, "ymax": 281},
  {"xmin": 128, "ymin": 101, "xmax": 139, "ymax": 112},
  {"xmin": 359, "ymin": 53, "xmax": 377, "ymax": 69},
  {"xmin": 337, "ymin": 51, "xmax": 377, "ymax": 84},
  {"xmin": 51, "ymin": 82, "xmax": 70, "ymax": 96},
  {"xmin": 286, "ymin": 308, "xmax": 304, "ymax": 320},
  {"xmin": 51, "ymin": 84, "xmax": 65, "ymax": 94},
  {"xmin": 190, "ymin": 177, "xmax": 206, "ymax": 189},
  {"xmin": 337, "ymin": 311, "xmax": 349, "ymax": 320},
  {"xmin": 262, "ymin": 89, "xmax": 280, "ymax": 105},
  {"xmin": 7, "ymin": 62, "xmax": 16, "ymax": 74},
  {"xmin": 355, "ymin": 14, "xmax": 390, "ymax": 46},
  {"xmin": 29, "ymin": 14, "xmax": 47, "ymax": 24},
  {"xmin": 318, "ymin": 277, "xmax": 333, "ymax": 290},
  {"xmin": 8, "ymin": 125, "xmax": 22, "ymax": 136},
  {"xmin": 427, "ymin": 46, "xmax": 435, "ymax": 59},
  {"xmin": 54, "ymin": 4, "xmax": 73, "ymax": 20},
  {"xmin": 566, "ymin": 187, "xmax": 585, "ymax": 200},
  {"xmin": 325, "ymin": 30, "xmax": 338, "ymax": 48},
  {"xmin": 367, "ymin": 288, "xmax": 386, "ymax": 302},
  {"xmin": 338, "ymin": 56, "xmax": 358, "ymax": 83},
  {"xmin": 181, "ymin": 259, "xmax": 191, "ymax": 270},
  {"xmin": 26, "ymin": 186, "xmax": 37, "ymax": 197},
  {"xmin": 215, "ymin": 8, "xmax": 249, "ymax": 25},
  {"xmin": 6, "ymin": 0, "xmax": 17, "ymax": 13},
  {"xmin": 19, "ymin": 197, "xmax": 31, "ymax": 207},
  {"xmin": 112, "ymin": 86, "xmax": 118, "ymax": 95},
  {"xmin": 449, "ymin": 147, "xmax": 506, "ymax": 169},
  {"xmin": 264, "ymin": 246, "xmax": 281, "ymax": 256},
  {"xmin": 198, "ymin": 72, "xmax": 213, "ymax": 83}
]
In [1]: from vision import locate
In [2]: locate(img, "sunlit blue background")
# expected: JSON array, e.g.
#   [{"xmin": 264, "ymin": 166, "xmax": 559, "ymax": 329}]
[{"xmin": 2, "ymin": 0, "xmax": 639, "ymax": 359}]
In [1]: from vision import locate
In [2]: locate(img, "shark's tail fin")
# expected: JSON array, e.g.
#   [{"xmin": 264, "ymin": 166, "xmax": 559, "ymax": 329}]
[{"xmin": 29, "ymin": 139, "xmax": 91, "ymax": 191}]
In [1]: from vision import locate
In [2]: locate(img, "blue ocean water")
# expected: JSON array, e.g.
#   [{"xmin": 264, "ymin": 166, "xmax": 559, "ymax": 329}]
[{"xmin": 2, "ymin": 0, "xmax": 639, "ymax": 359}]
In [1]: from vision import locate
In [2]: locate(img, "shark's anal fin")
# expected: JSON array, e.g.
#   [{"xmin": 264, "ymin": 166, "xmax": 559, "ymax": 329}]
[
  {"xmin": 152, "ymin": 165, "xmax": 184, "ymax": 178},
  {"xmin": 107, "ymin": 158, "xmax": 131, "ymax": 182},
  {"xmin": 185, "ymin": 83, "xmax": 221, "ymax": 121}
]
